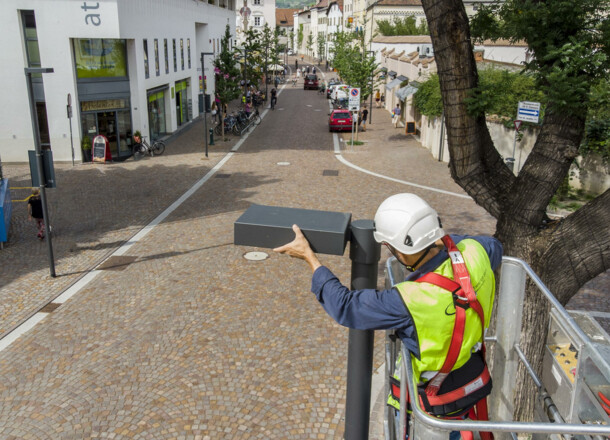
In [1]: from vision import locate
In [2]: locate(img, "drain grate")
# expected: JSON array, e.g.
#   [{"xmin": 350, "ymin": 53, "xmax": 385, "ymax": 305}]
[
  {"xmin": 215, "ymin": 174, "xmax": 231, "ymax": 178},
  {"xmin": 322, "ymin": 169, "xmax": 339, "ymax": 176},
  {"xmin": 40, "ymin": 303, "xmax": 61, "ymax": 313},
  {"xmin": 97, "ymin": 256, "xmax": 138, "ymax": 271}
]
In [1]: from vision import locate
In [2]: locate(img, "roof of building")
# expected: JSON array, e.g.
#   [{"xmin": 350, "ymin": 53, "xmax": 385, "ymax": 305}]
[
  {"xmin": 326, "ymin": 0, "xmax": 344, "ymax": 13},
  {"xmin": 312, "ymin": 0, "xmax": 330, "ymax": 9},
  {"xmin": 372, "ymin": 0, "xmax": 422, "ymax": 7},
  {"xmin": 374, "ymin": 35, "xmax": 528, "ymax": 47},
  {"xmin": 373, "ymin": 35, "xmax": 432, "ymax": 44},
  {"xmin": 276, "ymin": 8, "xmax": 299, "ymax": 27}
]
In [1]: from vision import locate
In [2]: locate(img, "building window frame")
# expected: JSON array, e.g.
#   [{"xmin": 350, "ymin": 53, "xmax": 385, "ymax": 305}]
[
  {"xmin": 173, "ymin": 39, "xmax": 177, "ymax": 72},
  {"xmin": 164, "ymin": 39, "xmax": 169, "ymax": 74},
  {"xmin": 154, "ymin": 39, "xmax": 160, "ymax": 76},
  {"xmin": 180, "ymin": 38, "xmax": 184, "ymax": 70},
  {"xmin": 143, "ymin": 39, "xmax": 149, "ymax": 78},
  {"xmin": 187, "ymin": 38, "xmax": 191, "ymax": 69},
  {"xmin": 254, "ymin": 16, "xmax": 262, "ymax": 26}
]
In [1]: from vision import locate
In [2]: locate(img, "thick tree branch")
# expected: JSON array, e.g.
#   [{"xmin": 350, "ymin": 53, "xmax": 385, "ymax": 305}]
[
  {"xmin": 536, "ymin": 189, "xmax": 610, "ymax": 304},
  {"xmin": 422, "ymin": 0, "xmax": 515, "ymax": 219}
]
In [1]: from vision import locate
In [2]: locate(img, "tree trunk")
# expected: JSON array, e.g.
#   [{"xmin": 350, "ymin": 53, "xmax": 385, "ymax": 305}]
[{"xmin": 421, "ymin": 0, "xmax": 610, "ymax": 422}]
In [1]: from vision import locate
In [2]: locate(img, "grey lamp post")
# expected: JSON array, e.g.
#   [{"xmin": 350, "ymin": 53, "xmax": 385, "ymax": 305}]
[
  {"xmin": 24, "ymin": 67, "xmax": 56, "ymax": 278},
  {"xmin": 201, "ymin": 52, "xmax": 214, "ymax": 158}
]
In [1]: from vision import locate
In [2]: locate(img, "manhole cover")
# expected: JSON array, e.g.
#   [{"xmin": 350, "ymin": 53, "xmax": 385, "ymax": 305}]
[
  {"xmin": 322, "ymin": 169, "xmax": 339, "ymax": 176},
  {"xmin": 243, "ymin": 251, "xmax": 269, "ymax": 261},
  {"xmin": 277, "ymin": 162, "xmax": 291, "ymax": 166}
]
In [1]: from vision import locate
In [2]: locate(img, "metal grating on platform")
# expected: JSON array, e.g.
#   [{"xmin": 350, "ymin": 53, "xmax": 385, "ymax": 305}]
[
  {"xmin": 322, "ymin": 170, "xmax": 339, "ymax": 176},
  {"xmin": 96, "ymin": 256, "xmax": 138, "ymax": 271}
]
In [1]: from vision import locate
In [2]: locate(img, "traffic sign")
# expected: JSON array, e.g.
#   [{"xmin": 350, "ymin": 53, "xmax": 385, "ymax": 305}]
[
  {"xmin": 517, "ymin": 101, "xmax": 540, "ymax": 124},
  {"xmin": 349, "ymin": 87, "xmax": 360, "ymax": 111},
  {"xmin": 514, "ymin": 120, "xmax": 522, "ymax": 131}
]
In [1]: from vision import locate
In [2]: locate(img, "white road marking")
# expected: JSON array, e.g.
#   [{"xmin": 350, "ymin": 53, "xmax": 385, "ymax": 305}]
[{"xmin": 0, "ymin": 107, "xmax": 268, "ymax": 352}]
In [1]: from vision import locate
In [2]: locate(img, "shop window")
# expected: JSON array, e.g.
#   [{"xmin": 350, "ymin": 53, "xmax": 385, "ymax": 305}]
[
  {"xmin": 164, "ymin": 39, "xmax": 169, "ymax": 74},
  {"xmin": 154, "ymin": 39, "xmax": 160, "ymax": 76},
  {"xmin": 73, "ymin": 39, "xmax": 128, "ymax": 78},
  {"xmin": 147, "ymin": 91, "xmax": 166, "ymax": 141},
  {"xmin": 180, "ymin": 39, "xmax": 184, "ymax": 70},
  {"xmin": 173, "ymin": 39, "xmax": 177, "ymax": 72},
  {"xmin": 143, "ymin": 39, "xmax": 149, "ymax": 78}
]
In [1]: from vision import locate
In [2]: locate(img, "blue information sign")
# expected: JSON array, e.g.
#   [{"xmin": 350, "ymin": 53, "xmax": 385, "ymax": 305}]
[{"xmin": 0, "ymin": 179, "xmax": 12, "ymax": 243}]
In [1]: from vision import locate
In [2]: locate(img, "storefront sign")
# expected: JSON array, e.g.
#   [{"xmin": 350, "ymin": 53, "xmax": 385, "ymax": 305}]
[
  {"xmin": 81, "ymin": 2, "xmax": 101, "ymax": 26},
  {"xmin": 81, "ymin": 99, "xmax": 127, "ymax": 112}
]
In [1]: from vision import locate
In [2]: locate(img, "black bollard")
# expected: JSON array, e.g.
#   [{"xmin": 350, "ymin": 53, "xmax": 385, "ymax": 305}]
[{"xmin": 345, "ymin": 219, "xmax": 381, "ymax": 440}]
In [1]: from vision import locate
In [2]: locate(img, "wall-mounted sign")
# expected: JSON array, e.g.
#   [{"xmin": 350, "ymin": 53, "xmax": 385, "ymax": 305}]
[
  {"xmin": 81, "ymin": 99, "xmax": 128, "ymax": 112},
  {"xmin": 92, "ymin": 135, "xmax": 111, "ymax": 163}
]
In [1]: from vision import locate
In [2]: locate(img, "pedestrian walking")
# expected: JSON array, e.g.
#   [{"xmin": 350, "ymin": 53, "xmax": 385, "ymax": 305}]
[
  {"xmin": 381, "ymin": 93, "xmax": 385, "ymax": 107},
  {"xmin": 295, "ymin": 59, "xmax": 299, "ymax": 70},
  {"xmin": 375, "ymin": 90, "xmax": 381, "ymax": 108},
  {"xmin": 297, "ymin": 69, "xmax": 301, "ymax": 78},
  {"xmin": 274, "ymin": 76, "xmax": 280, "ymax": 88},
  {"xmin": 301, "ymin": 54, "xmax": 304, "ymax": 62},
  {"xmin": 312, "ymin": 67, "xmax": 316, "ymax": 74},
  {"xmin": 211, "ymin": 101, "xmax": 220, "ymax": 124},
  {"xmin": 360, "ymin": 107, "xmax": 368, "ymax": 131},
  {"xmin": 392, "ymin": 104, "xmax": 401, "ymax": 128},
  {"xmin": 27, "ymin": 188, "xmax": 45, "ymax": 239},
  {"xmin": 270, "ymin": 87, "xmax": 277, "ymax": 110},
  {"xmin": 274, "ymin": 193, "xmax": 502, "ymax": 440},
  {"xmin": 307, "ymin": 66, "xmax": 310, "ymax": 74}
]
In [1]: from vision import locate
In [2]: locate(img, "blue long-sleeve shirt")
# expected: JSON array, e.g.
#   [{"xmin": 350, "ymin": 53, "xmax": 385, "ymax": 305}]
[{"xmin": 311, "ymin": 234, "xmax": 503, "ymax": 358}]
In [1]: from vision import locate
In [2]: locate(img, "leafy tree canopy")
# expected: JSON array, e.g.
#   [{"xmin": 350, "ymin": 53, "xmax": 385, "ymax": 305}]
[{"xmin": 376, "ymin": 15, "xmax": 429, "ymax": 36}]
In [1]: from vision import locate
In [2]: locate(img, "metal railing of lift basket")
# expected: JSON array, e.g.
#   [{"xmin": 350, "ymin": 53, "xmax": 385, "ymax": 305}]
[{"xmin": 384, "ymin": 256, "xmax": 610, "ymax": 440}]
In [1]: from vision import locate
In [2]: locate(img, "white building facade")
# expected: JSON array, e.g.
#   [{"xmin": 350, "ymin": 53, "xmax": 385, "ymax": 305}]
[
  {"xmin": 326, "ymin": 1, "xmax": 344, "ymax": 60},
  {"xmin": 235, "ymin": 0, "xmax": 276, "ymax": 44},
  {"xmin": 1, "ymin": 0, "xmax": 235, "ymax": 163}
]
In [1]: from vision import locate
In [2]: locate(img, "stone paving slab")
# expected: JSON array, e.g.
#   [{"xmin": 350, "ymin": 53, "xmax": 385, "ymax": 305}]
[{"xmin": 0, "ymin": 69, "xmax": 607, "ymax": 440}]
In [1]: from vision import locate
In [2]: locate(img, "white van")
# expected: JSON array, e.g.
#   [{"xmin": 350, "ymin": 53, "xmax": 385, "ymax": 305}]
[{"xmin": 330, "ymin": 84, "xmax": 349, "ymax": 101}]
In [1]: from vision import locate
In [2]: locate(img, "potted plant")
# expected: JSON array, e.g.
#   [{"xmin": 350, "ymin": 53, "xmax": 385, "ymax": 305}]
[{"xmin": 81, "ymin": 135, "xmax": 92, "ymax": 162}]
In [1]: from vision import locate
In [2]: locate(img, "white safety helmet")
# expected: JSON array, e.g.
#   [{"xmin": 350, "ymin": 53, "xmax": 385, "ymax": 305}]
[{"xmin": 373, "ymin": 193, "xmax": 445, "ymax": 255}]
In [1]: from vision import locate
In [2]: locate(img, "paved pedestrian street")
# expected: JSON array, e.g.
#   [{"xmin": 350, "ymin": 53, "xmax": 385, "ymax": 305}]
[{"xmin": 0, "ymin": 71, "xmax": 608, "ymax": 439}]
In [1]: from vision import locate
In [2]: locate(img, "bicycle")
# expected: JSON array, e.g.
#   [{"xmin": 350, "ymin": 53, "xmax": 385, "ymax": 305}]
[
  {"xmin": 214, "ymin": 113, "xmax": 239, "ymax": 136},
  {"xmin": 132, "ymin": 135, "xmax": 165, "ymax": 160}
]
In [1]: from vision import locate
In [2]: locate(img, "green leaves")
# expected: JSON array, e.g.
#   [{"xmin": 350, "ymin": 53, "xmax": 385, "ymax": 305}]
[
  {"xmin": 376, "ymin": 16, "xmax": 428, "ymax": 36},
  {"xmin": 328, "ymin": 31, "xmax": 378, "ymax": 100},
  {"xmin": 413, "ymin": 74, "xmax": 443, "ymax": 117}
]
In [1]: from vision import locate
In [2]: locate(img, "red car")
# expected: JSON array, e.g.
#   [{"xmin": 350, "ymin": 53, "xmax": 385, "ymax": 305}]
[
  {"xmin": 304, "ymin": 74, "xmax": 319, "ymax": 90},
  {"xmin": 329, "ymin": 109, "xmax": 353, "ymax": 132}
]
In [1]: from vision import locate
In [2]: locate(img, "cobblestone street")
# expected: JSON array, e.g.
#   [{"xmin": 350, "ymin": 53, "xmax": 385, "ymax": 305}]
[{"xmin": 0, "ymin": 64, "xmax": 608, "ymax": 439}]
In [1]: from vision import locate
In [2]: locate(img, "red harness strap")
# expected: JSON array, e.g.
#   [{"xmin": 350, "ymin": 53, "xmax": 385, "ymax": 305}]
[{"xmin": 414, "ymin": 235, "xmax": 493, "ymax": 440}]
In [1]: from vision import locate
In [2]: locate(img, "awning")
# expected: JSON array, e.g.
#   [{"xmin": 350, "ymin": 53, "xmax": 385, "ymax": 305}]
[
  {"xmin": 385, "ymin": 78, "xmax": 402, "ymax": 90},
  {"xmin": 396, "ymin": 84, "xmax": 419, "ymax": 102}
]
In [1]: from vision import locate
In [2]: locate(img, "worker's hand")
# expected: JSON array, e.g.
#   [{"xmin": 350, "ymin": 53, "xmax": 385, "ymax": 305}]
[{"xmin": 273, "ymin": 224, "xmax": 322, "ymax": 273}]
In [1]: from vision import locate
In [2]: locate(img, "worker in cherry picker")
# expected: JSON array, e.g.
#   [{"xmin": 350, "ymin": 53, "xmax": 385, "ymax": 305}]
[{"xmin": 274, "ymin": 193, "xmax": 502, "ymax": 440}]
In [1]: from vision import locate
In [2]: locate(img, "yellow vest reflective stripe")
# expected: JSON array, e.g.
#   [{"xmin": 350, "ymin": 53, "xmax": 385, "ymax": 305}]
[{"xmin": 395, "ymin": 239, "xmax": 495, "ymax": 385}]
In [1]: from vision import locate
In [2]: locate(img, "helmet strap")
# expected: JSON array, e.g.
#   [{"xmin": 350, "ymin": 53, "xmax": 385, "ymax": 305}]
[{"xmin": 403, "ymin": 244, "xmax": 434, "ymax": 272}]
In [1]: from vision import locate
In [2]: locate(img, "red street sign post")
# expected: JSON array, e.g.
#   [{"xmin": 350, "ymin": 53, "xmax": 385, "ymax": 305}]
[{"xmin": 514, "ymin": 120, "xmax": 522, "ymax": 131}]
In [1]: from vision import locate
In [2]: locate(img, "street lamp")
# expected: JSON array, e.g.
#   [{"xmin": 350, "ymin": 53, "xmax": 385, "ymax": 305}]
[
  {"xmin": 201, "ymin": 52, "xmax": 214, "ymax": 158},
  {"xmin": 366, "ymin": 50, "xmax": 375, "ymax": 124},
  {"xmin": 24, "ymin": 67, "xmax": 56, "ymax": 278}
]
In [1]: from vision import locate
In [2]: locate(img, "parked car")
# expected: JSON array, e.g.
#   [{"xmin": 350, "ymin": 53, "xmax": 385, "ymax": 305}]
[
  {"xmin": 332, "ymin": 97, "xmax": 349, "ymax": 109},
  {"xmin": 287, "ymin": 49, "xmax": 294, "ymax": 56},
  {"xmin": 326, "ymin": 79, "xmax": 339, "ymax": 98},
  {"xmin": 304, "ymin": 74, "xmax": 319, "ymax": 90},
  {"xmin": 329, "ymin": 109, "xmax": 353, "ymax": 132},
  {"xmin": 330, "ymin": 84, "xmax": 349, "ymax": 101}
]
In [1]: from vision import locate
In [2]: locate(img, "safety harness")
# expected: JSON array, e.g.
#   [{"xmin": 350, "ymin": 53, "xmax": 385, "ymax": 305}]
[{"xmin": 390, "ymin": 235, "xmax": 494, "ymax": 440}]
